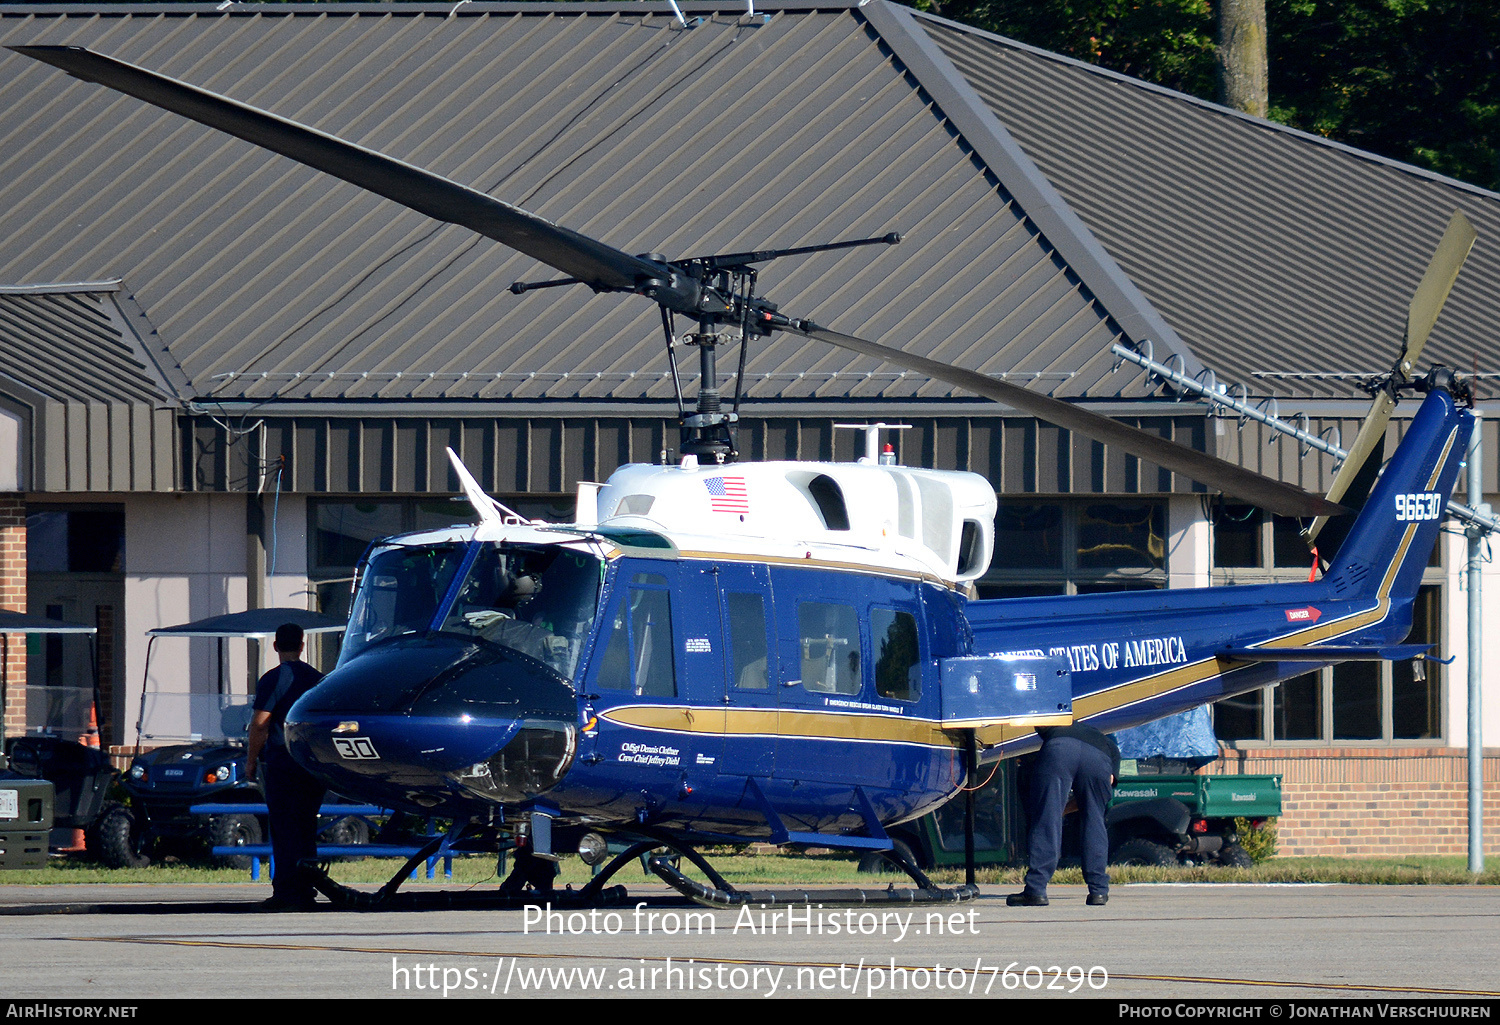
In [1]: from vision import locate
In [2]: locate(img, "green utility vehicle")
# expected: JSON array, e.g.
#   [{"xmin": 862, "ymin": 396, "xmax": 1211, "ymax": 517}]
[
  {"xmin": 858, "ymin": 761, "xmax": 1281, "ymax": 871},
  {"xmin": 1105, "ymin": 770, "xmax": 1281, "ymax": 867}
]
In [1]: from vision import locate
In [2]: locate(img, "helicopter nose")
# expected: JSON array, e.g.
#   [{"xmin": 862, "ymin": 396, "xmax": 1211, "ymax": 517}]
[{"xmin": 283, "ymin": 635, "xmax": 578, "ymax": 809}]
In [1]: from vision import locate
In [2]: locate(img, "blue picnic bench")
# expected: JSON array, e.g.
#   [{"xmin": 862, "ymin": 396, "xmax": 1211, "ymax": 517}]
[{"xmin": 190, "ymin": 803, "xmax": 456, "ymax": 882}]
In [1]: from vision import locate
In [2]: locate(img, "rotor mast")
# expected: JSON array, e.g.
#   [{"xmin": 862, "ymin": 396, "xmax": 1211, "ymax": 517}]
[{"xmin": 518, "ymin": 232, "xmax": 903, "ymax": 464}]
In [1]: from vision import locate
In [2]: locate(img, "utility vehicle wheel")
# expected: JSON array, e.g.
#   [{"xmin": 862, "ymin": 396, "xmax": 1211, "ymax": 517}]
[
  {"xmin": 208, "ymin": 812, "xmax": 263, "ymax": 870},
  {"xmin": 96, "ymin": 803, "xmax": 151, "ymax": 869},
  {"xmin": 857, "ymin": 838, "xmax": 918, "ymax": 874},
  {"xmin": 320, "ymin": 815, "xmax": 370, "ymax": 859},
  {"xmin": 1110, "ymin": 838, "xmax": 1177, "ymax": 867},
  {"xmin": 1217, "ymin": 842, "xmax": 1254, "ymax": 869}
]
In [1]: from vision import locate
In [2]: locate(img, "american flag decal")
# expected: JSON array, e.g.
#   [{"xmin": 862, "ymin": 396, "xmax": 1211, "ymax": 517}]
[{"xmin": 704, "ymin": 475, "xmax": 749, "ymax": 514}]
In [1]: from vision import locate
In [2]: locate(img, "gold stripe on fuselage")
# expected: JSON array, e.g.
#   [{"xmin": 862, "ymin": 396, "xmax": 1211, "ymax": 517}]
[
  {"xmin": 597, "ymin": 704, "xmax": 1070, "ymax": 749},
  {"xmin": 675, "ymin": 548, "xmax": 955, "ymax": 588}
]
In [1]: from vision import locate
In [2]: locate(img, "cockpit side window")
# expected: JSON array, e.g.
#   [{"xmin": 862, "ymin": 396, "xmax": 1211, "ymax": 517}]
[
  {"xmin": 593, "ymin": 583, "xmax": 677, "ymax": 698},
  {"xmin": 437, "ymin": 543, "xmax": 602, "ymax": 681}
]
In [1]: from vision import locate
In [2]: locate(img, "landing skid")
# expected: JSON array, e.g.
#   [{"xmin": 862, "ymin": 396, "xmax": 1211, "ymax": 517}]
[
  {"xmin": 300, "ymin": 831, "xmax": 977, "ymax": 910},
  {"xmin": 648, "ymin": 855, "xmax": 979, "ymax": 907},
  {"xmin": 300, "ymin": 837, "xmax": 634, "ymax": 910},
  {"xmin": 619, "ymin": 828, "xmax": 979, "ymax": 908}
]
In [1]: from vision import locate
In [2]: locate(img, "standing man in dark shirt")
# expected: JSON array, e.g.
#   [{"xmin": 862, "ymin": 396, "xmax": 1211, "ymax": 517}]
[
  {"xmin": 1009, "ymin": 723, "xmax": 1120, "ymax": 908},
  {"xmin": 246, "ymin": 623, "xmax": 326, "ymax": 911}
]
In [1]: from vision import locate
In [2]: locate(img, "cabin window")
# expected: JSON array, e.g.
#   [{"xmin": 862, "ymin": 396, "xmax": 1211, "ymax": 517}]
[
  {"xmin": 871, "ymin": 608, "xmax": 920, "ymax": 701},
  {"xmin": 594, "ymin": 586, "xmax": 677, "ymax": 698},
  {"xmin": 725, "ymin": 593, "xmax": 769, "ymax": 690},
  {"xmin": 616, "ymin": 494, "xmax": 655, "ymax": 516},
  {"xmin": 798, "ymin": 602, "xmax": 860, "ymax": 695}
]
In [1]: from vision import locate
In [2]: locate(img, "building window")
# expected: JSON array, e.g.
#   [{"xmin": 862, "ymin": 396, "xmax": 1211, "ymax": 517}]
[
  {"xmin": 979, "ymin": 500, "xmax": 1166, "ymax": 598},
  {"xmin": 1211, "ymin": 504, "xmax": 1317, "ymax": 573},
  {"xmin": 26, "ymin": 508, "xmax": 124, "ymax": 573},
  {"xmin": 1208, "ymin": 498, "xmax": 1444, "ymax": 745}
]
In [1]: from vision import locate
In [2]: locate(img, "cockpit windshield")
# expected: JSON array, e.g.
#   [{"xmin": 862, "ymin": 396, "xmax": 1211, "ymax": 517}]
[
  {"xmin": 341, "ymin": 539, "xmax": 603, "ymax": 683},
  {"xmin": 342, "ymin": 542, "xmax": 467, "ymax": 664}
]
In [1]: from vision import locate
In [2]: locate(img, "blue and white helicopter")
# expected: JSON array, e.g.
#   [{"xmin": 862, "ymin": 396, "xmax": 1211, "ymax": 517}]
[{"xmin": 13, "ymin": 44, "xmax": 1477, "ymax": 906}]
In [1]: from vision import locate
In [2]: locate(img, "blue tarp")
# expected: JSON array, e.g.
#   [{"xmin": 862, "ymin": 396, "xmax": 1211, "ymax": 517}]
[{"xmin": 1114, "ymin": 705, "xmax": 1219, "ymax": 761}]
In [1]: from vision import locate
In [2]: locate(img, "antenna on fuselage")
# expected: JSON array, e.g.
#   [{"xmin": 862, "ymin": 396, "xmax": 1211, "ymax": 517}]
[
  {"xmin": 446, "ymin": 447, "xmax": 526, "ymax": 527},
  {"xmin": 834, "ymin": 422, "xmax": 911, "ymax": 464}
]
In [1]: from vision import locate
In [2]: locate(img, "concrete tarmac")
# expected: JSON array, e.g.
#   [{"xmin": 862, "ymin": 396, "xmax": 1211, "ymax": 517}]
[{"xmin": 0, "ymin": 881, "xmax": 1497, "ymax": 1000}]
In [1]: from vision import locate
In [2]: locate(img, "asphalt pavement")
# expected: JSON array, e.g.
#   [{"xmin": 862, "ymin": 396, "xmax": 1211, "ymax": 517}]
[{"xmin": 0, "ymin": 881, "xmax": 1496, "ymax": 1000}]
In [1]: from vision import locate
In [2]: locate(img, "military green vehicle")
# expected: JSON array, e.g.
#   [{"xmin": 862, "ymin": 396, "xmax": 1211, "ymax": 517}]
[{"xmin": 858, "ymin": 761, "xmax": 1280, "ymax": 871}]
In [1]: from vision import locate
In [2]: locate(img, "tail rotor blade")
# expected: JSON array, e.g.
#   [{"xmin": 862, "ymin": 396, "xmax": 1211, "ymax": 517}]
[
  {"xmin": 1303, "ymin": 392, "xmax": 1395, "ymax": 549},
  {"xmin": 784, "ymin": 320, "xmax": 1349, "ymax": 519},
  {"xmin": 1403, "ymin": 210, "xmax": 1478, "ymax": 371},
  {"xmin": 1305, "ymin": 210, "xmax": 1476, "ymax": 548}
]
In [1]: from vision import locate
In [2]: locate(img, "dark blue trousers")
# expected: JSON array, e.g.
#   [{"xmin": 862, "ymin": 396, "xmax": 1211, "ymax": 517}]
[
  {"xmin": 264, "ymin": 744, "xmax": 326, "ymax": 902},
  {"xmin": 1024, "ymin": 735, "xmax": 1112, "ymax": 897}
]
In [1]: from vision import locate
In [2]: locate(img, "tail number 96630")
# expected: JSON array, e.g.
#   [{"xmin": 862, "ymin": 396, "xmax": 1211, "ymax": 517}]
[{"xmin": 1395, "ymin": 492, "xmax": 1443, "ymax": 522}]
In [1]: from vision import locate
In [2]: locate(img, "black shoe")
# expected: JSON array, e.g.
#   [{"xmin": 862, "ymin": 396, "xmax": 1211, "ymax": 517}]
[
  {"xmin": 259, "ymin": 894, "xmax": 319, "ymax": 912},
  {"xmin": 1006, "ymin": 891, "xmax": 1048, "ymax": 906},
  {"xmin": 1086, "ymin": 892, "xmax": 1108, "ymax": 906}
]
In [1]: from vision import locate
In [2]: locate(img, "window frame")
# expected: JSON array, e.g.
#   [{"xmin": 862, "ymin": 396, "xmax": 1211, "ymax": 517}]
[
  {"xmin": 979, "ymin": 498, "xmax": 1169, "ymax": 598},
  {"xmin": 1209, "ymin": 500, "xmax": 1447, "ymax": 748}
]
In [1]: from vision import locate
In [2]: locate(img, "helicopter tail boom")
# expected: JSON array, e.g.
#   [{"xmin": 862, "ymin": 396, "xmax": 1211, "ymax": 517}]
[{"xmin": 965, "ymin": 382, "xmax": 1471, "ymax": 754}]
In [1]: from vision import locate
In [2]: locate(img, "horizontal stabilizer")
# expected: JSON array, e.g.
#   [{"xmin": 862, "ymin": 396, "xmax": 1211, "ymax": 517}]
[
  {"xmin": 1218, "ymin": 644, "xmax": 1433, "ymax": 663},
  {"xmin": 939, "ymin": 653, "xmax": 1073, "ymax": 728}
]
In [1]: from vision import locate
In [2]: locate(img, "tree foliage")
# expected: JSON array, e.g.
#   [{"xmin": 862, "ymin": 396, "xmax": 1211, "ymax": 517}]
[
  {"xmin": 1268, "ymin": 1, "xmax": 1498, "ymax": 190},
  {"xmin": 912, "ymin": 0, "xmax": 1500, "ymax": 191},
  {"xmin": 916, "ymin": 0, "xmax": 1218, "ymax": 95}
]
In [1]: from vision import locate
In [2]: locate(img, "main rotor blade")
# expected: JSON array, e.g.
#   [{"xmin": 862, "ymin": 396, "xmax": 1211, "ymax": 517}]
[
  {"xmin": 1304, "ymin": 210, "xmax": 1476, "ymax": 547},
  {"xmin": 12, "ymin": 45, "xmax": 663, "ymax": 292},
  {"xmin": 785, "ymin": 320, "xmax": 1350, "ymax": 518}
]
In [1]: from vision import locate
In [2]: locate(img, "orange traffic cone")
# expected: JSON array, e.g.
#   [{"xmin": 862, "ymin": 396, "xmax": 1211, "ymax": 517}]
[
  {"xmin": 79, "ymin": 701, "xmax": 100, "ymax": 748},
  {"xmin": 65, "ymin": 703, "xmax": 102, "ymax": 853}
]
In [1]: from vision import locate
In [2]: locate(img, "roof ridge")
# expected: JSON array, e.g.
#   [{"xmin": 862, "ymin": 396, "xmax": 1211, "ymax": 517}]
[
  {"xmin": 912, "ymin": 6, "xmax": 1500, "ymax": 204},
  {"xmin": 908, "ymin": 6, "xmax": 1500, "ymax": 204},
  {"xmin": 863, "ymin": 0, "xmax": 1204, "ymax": 375}
]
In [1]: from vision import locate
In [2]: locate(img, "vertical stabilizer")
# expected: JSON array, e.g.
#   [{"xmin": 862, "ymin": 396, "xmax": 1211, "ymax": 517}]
[{"xmin": 1322, "ymin": 387, "xmax": 1470, "ymax": 607}]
